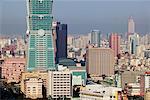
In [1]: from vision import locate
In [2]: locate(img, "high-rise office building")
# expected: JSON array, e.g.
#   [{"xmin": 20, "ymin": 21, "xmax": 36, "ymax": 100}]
[
  {"xmin": 86, "ymin": 48, "xmax": 114, "ymax": 76},
  {"xmin": 27, "ymin": 0, "xmax": 55, "ymax": 71},
  {"xmin": 128, "ymin": 33, "xmax": 139, "ymax": 55},
  {"xmin": 90, "ymin": 30, "xmax": 101, "ymax": 47},
  {"xmin": 109, "ymin": 33, "xmax": 121, "ymax": 57},
  {"xmin": 54, "ymin": 22, "xmax": 67, "ymax": 63},
  {"xmin": 128, "ymin": 16, "xmax": 135, "ymax": 34}
]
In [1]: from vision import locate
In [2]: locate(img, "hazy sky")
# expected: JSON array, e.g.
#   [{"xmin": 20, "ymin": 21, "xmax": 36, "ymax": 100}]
[{"xmin": 0, "ymin": 0, "xmax": 150, "ymax": 36}]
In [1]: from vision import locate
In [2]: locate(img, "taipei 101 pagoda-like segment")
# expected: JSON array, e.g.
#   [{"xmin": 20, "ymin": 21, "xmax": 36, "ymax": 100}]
[{"xmin": 26, "ymin": 0, "xmax": 55, "ymax": 71}]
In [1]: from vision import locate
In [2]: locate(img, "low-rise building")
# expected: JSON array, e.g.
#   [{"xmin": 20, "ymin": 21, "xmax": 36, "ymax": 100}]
[
  {"xmin": 25, "ymin": 77, "xmax": 43, "ymax": 99},
  {"xmin": 80, "ymin": 84, "xmax": 122, "ymax": 100},
  {"xmin": 121, "ymin": 71, "xmax": 144, "ymax": 89},
  {"xmin": 57, "ymin": 65, "xmax": 87, "ymax": 98},
  {"xmin": 127, "ymin": 83, "xmax": 140, "ymax": 96},
  {"xmin": 21, "ymin": 71, "xmax": 48, "ymax": 98},
  {"xmin": 72, "ymin": 70, "xmax": 87, "ymax": 86},
  {"xmin": 2, "ymin": 58, "xmax": 26, "ymax": 83}
]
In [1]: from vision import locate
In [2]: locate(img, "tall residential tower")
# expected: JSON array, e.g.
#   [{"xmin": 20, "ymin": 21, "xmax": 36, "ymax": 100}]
[
  {"xmin": 27, "ymin": 0, "xmax": 55, "ymax": 71},
  {"xmin": 109, "ymin": 33, "xmax": 121, "ymax": 57}
]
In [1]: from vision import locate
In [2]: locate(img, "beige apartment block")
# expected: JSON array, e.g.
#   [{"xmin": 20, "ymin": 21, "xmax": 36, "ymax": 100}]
[
  {"xmin": 86, "ymin": 48, "xmax": 115, "ymax": 76},
  {"xmin": 25, "ymin": 77, "xmax": 43, "ymax": 99},
  {"xmin": 20, "ymin": 71, "xmax": 48, "ymax": 96}
]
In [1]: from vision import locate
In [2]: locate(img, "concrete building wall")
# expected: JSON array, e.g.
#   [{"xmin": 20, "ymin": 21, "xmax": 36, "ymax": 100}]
[
  {"xmin": 2, "ymin": 58, "xmax": 26, "ymax": 83},
  {"xmin": 140, "ymin": 75, "xmax": 145, "ymax": 96},
  {"xmin": 21, "ymin": 71, "xmax": 48, "ymax": 95},
  {"xmin": 47, "ymin": 71, "xmax": 72, "ymax": 99},
  {"xmin": 140, "ymin": 72, "xmax": 150, "ymax": 96},
  {"xmin": 109, "ymin": 33, "xmax": 121, "ymax": 57},
  {"xmin": 145, "ymin": 74, "xmax": 150, "ymax": 89},
  {"xmin": 145, "ymin": 89, "xmax": 150, "ymax": 100},
  {"xmin": 80, "ymin": 85, "xmax": 122, "ymax": 100},
  {"xmin": 25, "ymin": 78, "xmax": 43, "ymax": 99},
  {"xmin": 72, "ymin": 70, "xmax": 87, "ymax": 86},
  {"xmin": 86, "ymin": 48, "xmax": 114, "ymax": 76},
  {"xmin": 121, "ymin": 71, "xmax": 144, "ymax": 89}
]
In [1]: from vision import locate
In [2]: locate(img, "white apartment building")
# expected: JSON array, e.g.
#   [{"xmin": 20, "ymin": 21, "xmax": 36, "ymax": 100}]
[
  {"xmin": 145, "ymin": 72, "xmax": 150, "ymax": 90},
  {"xmin": 47, "ymin": 71, "xmax": 72, "ymax": 99},
  {"xmin": 80, "ymin": 85, "xmax": 122, "ymax": 100},
  {"xmin": 127, "ymin": 83, "xmax": 140, "ymax": 96}
]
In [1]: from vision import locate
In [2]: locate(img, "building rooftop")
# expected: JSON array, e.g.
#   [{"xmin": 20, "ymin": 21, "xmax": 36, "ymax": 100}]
[{"xmin": 58, "ymin": 58, "xmax": 76, "ymax": 66}]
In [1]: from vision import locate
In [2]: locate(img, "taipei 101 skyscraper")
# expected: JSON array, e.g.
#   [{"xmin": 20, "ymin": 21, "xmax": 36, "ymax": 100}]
[{"xmin": 26, "ymin": 0, "xmax": 55, "ymax": 71}]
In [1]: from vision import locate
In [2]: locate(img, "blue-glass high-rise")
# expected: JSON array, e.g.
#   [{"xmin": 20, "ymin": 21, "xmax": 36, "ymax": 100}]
[
  {"xmin": 27, "ymin": 0, "xmax": 55, "ymax": 71},
  {"xmin": 128, "ymin": 33, "xmax": 139, "ymax": 55},
  {"xmin": 90, "ymin": 30, "xmax": 101, "ymax": 47}
]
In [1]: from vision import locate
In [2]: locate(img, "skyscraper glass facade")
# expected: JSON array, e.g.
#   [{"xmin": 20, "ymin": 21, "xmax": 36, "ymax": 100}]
[
  {"xmin": 27, "ymin": 0, "xmax": 55, "ymax": 71},
  {"xmin": 90, "ymin": 30, "xmax": 101, "ymax": 47},
  {"xmin": 128, "ymin": 33, "xmax": 139, "ymax": 55},
  {"xmin": 56, "ymin": 23, "xmax": 67, "ymax": 63}
]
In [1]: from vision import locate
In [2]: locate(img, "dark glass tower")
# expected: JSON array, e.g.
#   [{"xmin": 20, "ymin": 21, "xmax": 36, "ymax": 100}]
[{"xmin": 56, "ymin": 23, "xmax": 67, "ymax": 63}]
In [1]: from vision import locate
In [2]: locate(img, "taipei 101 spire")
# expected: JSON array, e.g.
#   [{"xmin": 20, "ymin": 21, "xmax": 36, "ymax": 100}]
[{"xmin": 26, "ymin": 0, "xmax": 55, "ymax": 71}]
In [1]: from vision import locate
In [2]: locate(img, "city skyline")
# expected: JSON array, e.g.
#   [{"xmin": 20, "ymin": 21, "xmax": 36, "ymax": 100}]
[
  {"xmin": 1, "ymin": 0, "xmax": 150, "ymax": 35},
  {"xmin": 1, "ymin": 0, "xmax": 150, "ymax": 99}
]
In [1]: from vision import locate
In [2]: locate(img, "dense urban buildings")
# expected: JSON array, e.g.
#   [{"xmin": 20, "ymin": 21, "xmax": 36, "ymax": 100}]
[
  {"xmin": 121, "ymin": 71, "xmax": 144, "ymax": 89},
  {"xmin": 1, "ymin": 0, "xmax": 150, "ymax": 100},
  {"xmin": 27, "ymin": 0, "xmax": 55, "ymax": 71},
  {"xmin": 72, "ymin": 35, "xmax": 89, "ymax": 49}
]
